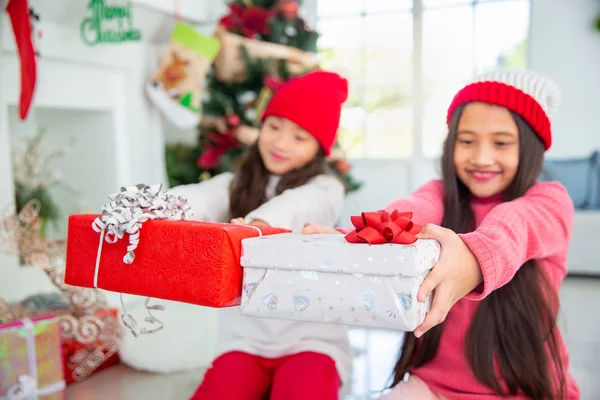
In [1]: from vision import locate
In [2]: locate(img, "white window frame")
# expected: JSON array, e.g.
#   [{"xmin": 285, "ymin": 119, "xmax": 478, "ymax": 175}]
[{"xmin": 315, "ymin": 0, "xmax": 530, "ymax": 161}]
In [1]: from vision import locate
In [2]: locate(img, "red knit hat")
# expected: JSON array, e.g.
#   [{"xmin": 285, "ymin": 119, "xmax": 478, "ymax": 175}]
[
  {"xmin": 446, "ymin": 70, "xmax": 560, "ymax": 151},
  {"xmin": 261, "ymin": 70, "xmax": 348, "ymax": 155}
]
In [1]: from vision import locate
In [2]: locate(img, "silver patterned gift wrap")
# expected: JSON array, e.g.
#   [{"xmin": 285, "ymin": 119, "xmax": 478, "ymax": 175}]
[{"xmin": 239, "ymin": 233, "xmax": 440, "ymax": 331}]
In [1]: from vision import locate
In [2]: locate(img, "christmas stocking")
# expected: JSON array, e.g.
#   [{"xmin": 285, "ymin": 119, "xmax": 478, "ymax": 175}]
[
  {"xmin": 146, "ymin": 22, "xmax": 221, "ymax": 130},
  {"xmin": 5, "ymin": 0, "xmax": 37, "ymax": 121}
]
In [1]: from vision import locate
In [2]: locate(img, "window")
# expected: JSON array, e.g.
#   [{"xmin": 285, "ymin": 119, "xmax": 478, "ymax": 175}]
[{"xmin": 317, "ymin": 0, "xmax": 530, "ymax": 159}]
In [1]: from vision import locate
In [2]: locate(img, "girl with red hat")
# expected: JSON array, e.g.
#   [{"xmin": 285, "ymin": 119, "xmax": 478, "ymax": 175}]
[
  {"xmin": 304, "ymin": 69, "xmax": 580, "ymax": 399},
  {"xmin": 171, "ymin": 70, "xmax": 353, "ymax": 400}
]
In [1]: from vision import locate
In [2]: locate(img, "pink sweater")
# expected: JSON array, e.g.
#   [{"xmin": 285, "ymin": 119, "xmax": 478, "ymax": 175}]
[{"xmin": 383, "ymin": 180, "xmax": 580, "ymax": 400}]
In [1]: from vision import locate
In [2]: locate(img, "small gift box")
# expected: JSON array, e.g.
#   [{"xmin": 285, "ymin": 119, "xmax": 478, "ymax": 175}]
[
  {"xmin": 240, "ymin": 211, "xmax": 439, "ymax": 331},
  {"xmin": 0, "ymin": 316, "xmax": 65, "ymax": 399},
  {"xmin": 65, "ymin": 184, "xmax": 289, "ymax": 309}
]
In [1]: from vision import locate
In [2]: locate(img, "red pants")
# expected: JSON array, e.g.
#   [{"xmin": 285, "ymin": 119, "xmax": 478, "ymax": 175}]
[{"xmin": 190, "ymin": 351, "xmax": 340, "ymax": 400}]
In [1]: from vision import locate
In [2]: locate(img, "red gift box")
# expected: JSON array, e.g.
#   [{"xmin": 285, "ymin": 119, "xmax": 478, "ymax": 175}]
[
  {"xmin": 65, "ymin": 215, "xmax": 289, "ymax": 307},
  {"xmin": 61, "ymin": 308, "xmax": 121, "ymax": 385}
]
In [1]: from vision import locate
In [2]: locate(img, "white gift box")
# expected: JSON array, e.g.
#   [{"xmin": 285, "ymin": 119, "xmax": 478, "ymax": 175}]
[{"xmin": 239, "ymin": 233, "xmax": 440, "ymax": 331}]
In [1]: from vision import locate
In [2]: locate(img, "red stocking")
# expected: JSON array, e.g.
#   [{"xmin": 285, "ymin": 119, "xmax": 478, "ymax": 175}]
[{"xmin": 5, "ymin": 0, "xmax": 36, "ymax": 120}]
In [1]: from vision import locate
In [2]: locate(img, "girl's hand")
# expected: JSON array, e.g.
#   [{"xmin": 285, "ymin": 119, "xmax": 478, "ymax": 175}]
[
  {"xmin": 231, "ymin": 218, "xmax": 269, "ymax": 227},
  {"xmin": 413, "ymin": 223, "xmax": 483, "ymax": 338},
  {"xmin": 302, "ymin": 223, "xmax": 341, "ymax": 235}
]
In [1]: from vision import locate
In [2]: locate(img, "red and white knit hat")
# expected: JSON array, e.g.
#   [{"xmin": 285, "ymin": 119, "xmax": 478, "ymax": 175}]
[
  {"xmin": 261, "ymin": 70, "xmax": 348, "ymax": 156},
  {"xmin": 446, "ymin": 70, "xmax": 560, "ymax": 151}
]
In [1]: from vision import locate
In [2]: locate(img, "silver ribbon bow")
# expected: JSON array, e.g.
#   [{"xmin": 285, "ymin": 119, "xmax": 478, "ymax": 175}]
[
  {"xmin": 92, "ymin": 183, "xmax": 192, "ymax": 264},
  {"xmin": 5, "ymin": 375, "xmax": 37, "ymax": 400},
  {"xmin": 91, "ymin": 184, "xmax": 193, "ymax": 337}
]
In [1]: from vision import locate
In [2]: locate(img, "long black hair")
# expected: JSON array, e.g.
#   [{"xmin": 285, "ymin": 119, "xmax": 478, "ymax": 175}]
[
  {"xmin": 229, "ymin": 143, "xmax": 327, "ymax": 219},
  {"xmin": 391, "ymin": 104, "xmax": 566, "ymax": 399}
]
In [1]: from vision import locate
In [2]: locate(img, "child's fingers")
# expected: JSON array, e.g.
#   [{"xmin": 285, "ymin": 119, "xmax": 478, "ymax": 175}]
[
  {"xmin": 416, "ymin": 223, "xmax": 451, "ymax": 242},
  {"xmin": 302, "ymin": 223, "xmax": 317, "ymax": 234},
  {"xmin": 417, "ymin": 267, "xmax": 442, "ymax": 303},
  {"xmin": 414, "ymin": 286, "xmax": 450, "ymax": 338},
  {"xmin": 302, "ymin": 224, "xmax": 339, "ymax": 235},
  {"xmin": 230, "ymin": 218, "xmax": 245, "ymax": 225}
]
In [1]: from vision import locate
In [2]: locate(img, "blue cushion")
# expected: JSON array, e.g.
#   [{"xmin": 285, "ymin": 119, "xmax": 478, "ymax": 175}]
[{"xmin": 541, "ymin": 151, "xmax": 600, "ymax": 209}]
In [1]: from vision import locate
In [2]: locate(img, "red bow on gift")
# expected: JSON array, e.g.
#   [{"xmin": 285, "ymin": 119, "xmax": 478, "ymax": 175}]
[{"xmin": 345, "ymin": 210, "xmax": 422, "ymax": 245}]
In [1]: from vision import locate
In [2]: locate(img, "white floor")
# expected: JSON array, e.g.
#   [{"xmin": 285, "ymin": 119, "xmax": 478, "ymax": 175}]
[
  {"xmin": 347, "ymin": 328, "xmax": 403, "ymax": 399},
  {"xmin": 65, "ymin": 328, "xmax": 404, "ymax": 400},
  {"xmin": 66, "ymin": 276, "xmax": 599, "ymax": 399}
]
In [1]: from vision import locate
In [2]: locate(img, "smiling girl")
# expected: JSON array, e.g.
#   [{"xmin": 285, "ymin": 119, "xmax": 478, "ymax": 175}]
[
  {"xmin": 171, "ymin": 70, "xmax": 353, "ymax": 400},
  {"xmin": 305, "ymin": 70, "xmax": 580, "ymax": 399}
]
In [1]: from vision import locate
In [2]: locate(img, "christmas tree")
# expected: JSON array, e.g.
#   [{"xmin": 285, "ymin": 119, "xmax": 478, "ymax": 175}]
[{"xmin": 165, "ymin": 0, "xmax": 361, "ymax": 192}]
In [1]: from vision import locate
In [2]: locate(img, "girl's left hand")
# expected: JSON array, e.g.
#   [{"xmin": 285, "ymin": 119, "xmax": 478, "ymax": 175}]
[
  {"xmin": 413, "ymin": 223, "xmax": 483, "ymax": 338},
  {"xmin": 230, "ymin": 218, "xmax": 269, "ymax": 227}
]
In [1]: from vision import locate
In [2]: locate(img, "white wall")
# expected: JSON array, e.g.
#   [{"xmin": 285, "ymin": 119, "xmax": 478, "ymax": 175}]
[
  {"xmin": 8, "ymin": 106, "xmax": 117, "ymax": 238},
  {"xmin": 529, "ymin": 0, "xmax": 600, "ymax": 158}
]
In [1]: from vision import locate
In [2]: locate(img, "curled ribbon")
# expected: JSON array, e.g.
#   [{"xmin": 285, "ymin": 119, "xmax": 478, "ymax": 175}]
[
  {"xmin": 119, "ymin": 297, "xmax": 165, "ymax": 338},
  {"xmin": 91, "ymin": 184, "xmax": 192, "ymax": 338},
  {"xmin": 5, "ymin": 375, "xmax": 37, "ymax": 400},
  {"xmin": 92, "ymin": 183, "xmax": 193, "ymax": 264},
  {"xmin": 345, "ymin": 210, "xmax": 422, "ymax": 245}
]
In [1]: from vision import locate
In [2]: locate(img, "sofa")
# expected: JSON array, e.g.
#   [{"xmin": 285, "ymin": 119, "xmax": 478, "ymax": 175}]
[
  {"xmin": 542, "ymin": 150, "xmax": 600, "ymax": 276},
  {"xmin": 542, "ymin": 150, "xmax": 600, "ymax": 398}
]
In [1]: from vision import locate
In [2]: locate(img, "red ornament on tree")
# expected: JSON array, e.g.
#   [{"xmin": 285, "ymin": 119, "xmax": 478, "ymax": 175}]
[
  {"xmin": 278, "ymin": 0, "xmax": 299, "ymax": 21},
  {"xmin": 226, "ymin": 113, "xmax": 241, "ymax": 128},
  {"xmin": 264, "ymin": 75, "xmax": 286, "ymax": 92},
  {"xmin": 335, "ymin": 159, "xmax": 351, "ymax": 175}
]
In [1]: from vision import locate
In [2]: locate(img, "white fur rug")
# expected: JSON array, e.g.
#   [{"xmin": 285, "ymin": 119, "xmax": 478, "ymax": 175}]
[{"xmin": 115, "ymin": 294, "xmax": 219, "ymax": 374}]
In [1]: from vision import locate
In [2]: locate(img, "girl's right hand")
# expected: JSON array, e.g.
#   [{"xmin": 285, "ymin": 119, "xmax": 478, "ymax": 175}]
[{"xmin": 302, "ymin": 223, "xmax": 340, "ymax": 235}]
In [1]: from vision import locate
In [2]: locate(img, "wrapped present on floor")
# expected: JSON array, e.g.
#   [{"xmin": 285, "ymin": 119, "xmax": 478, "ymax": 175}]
[
  {"xmin": 240, "ymin": 211, "xmax": 440, "ymax": 331},
  {"xmin": 65, "ymin": 184, "xmax": 289, "ymax": 312},
  {"xmin": 0, "ymin": 200, "xmax": 122, "ymax": 381},
  {"xmin": 0, "ymin": 298, "xmax": 121, "ymax": 386},
  {"xmin": 61, "ymin": 307, "xmax": 121, "ymax": 385},
  {"xmin": 0, "ymin": 316, "xmax": 66, "ymax": 399}
]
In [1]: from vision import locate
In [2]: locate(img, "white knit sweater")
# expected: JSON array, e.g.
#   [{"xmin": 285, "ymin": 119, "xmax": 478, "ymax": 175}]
[{"xmin": 169, "ymin": 172, "xmax": 353, "ymax": 384}]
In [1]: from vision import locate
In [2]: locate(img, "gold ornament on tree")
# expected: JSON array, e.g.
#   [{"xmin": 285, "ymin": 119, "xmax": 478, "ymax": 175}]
[
  {"xmin": 11, "ymin": 129, "xmax": 78, "ymax": 239},
  {"xmin": 212, "ymin": 25, "xmax": 318, "ymax": 84}
]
